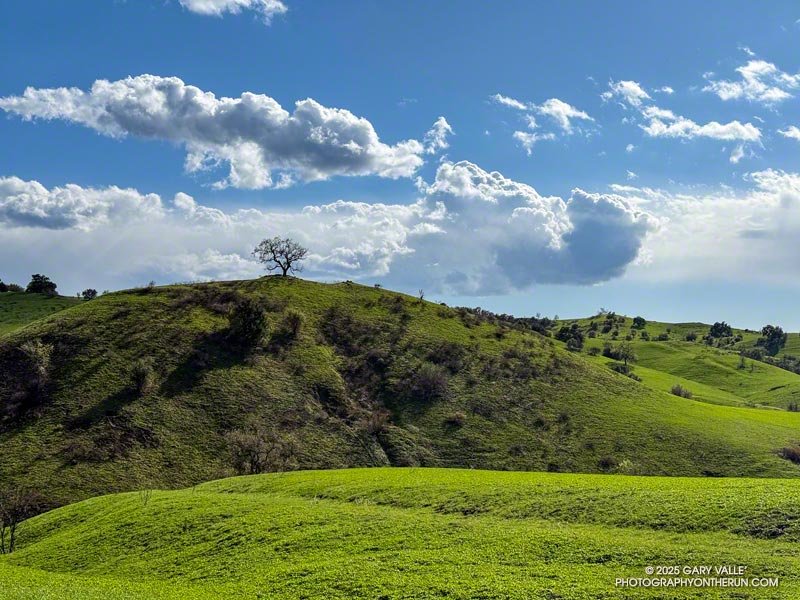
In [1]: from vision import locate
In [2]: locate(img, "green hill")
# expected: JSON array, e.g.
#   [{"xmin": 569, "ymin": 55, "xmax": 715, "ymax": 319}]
[
  {"xmin": 0, "ymin": 468, "xmax": 795, "ymax": 599},
  {"xmin": 3, "ymin": 278, "xmax": 800, "ymax": 513},
  {"xmin": 557, "ymin": 314, "xmax": 800, "ymax": 410},
  {"xmin": 0, "ymin": 292, "xmax": 82, "ymax": 335}
]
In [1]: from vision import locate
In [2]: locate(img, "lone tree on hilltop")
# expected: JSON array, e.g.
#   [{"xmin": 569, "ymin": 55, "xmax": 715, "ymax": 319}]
[{"xmin": 252, "ymin": 237, "xmax": 308, "ymax": 277}]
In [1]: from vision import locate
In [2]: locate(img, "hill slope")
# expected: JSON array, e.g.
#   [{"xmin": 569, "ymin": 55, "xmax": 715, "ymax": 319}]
[
  {"xmin": 558, "ymin": 314, "xmax": 800, "ymax": 410},
  {"xmin": 2, "ymin": 278, "xmax": 800, "ymax": 510},
  {"xmin": 0, "ymin": 468, "xmax": 795, "ymax": 599},
  {"xmin": 0, "ymin": 292, "xmax": 82, "ymax": 335}
]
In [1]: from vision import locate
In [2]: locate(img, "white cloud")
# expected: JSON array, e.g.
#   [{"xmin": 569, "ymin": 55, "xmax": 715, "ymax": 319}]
[
  {"xmin": 655, "ymin": 86, "xmax": 675, "ymax": 95},
  {"xmin": 490, "ymin": 93, "xmax": 529, "ymax": 110},
  {"xmin": 729, "ymin": 144, "xmax": 745, "ymax": 164},
  {"xmin": 0, "ymin": 75, "xmax": 427, "ymax": 190},
  {"xmin": 779, "ymin": 126, "xmax": 800, "ymax": 140},
  {"xmin": 604, "ymin": 83, "xmax": 762, "ymax": 145},
  {"xmin": 602, "ymin": 80, "xmax": 651, "ymax": 107},
  {"xmin": 626, "ymin": 143, "xmax": 635, "ymax": 153},
  {"xmin": 512, "ymin": 131, "xmax": 555, "ymax": 155},
  {"xmin": 626, "ymin": 170, "xmax": 638, "ymax": 180},
  {"xmin": 178, "ymin": 0, "xmax": 287, "ymax": 22},
  {"xmin": 610, "ymin": 170, "xmax": 800, "ymax": 284},
  {"xmin": 0, "ymin": 164, "xmax": 655, "ymax": 295},
  {"xmin": 641, "ymin": 112, "xmax": 761, "ymax": 142},
  {"xmin": 423, "ymin": 116, "xmax": 453, "ymax": 154},
  {"xmin": 0, "ymin": 177, "xmax": 164, "ymax": 230},
  {"xmin": 535, "ymin": 98, "xmax": 593, "ymax": 133},
  {"xmin": 703, "ymin": 60, "xmax": 800, "ymax": 105}
]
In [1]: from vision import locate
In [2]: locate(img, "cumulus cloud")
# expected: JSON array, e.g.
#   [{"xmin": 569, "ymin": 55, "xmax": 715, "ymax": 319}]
[
  {"xmin": 178, "ymin": 0, "xmax": 287, "ymax": 22},
  {"xmin": 535, "ymin": 98, "xmax": 593, "ymax": 133},
  {"xmin": 601, "ymin": 80, "xmax": 651, "ymax": 107},
  {"xmin": 492, "ymin": 93, "xmax": 593, "ymax": 154},
  {"xmin": 603, "ymin": 79, "xmax": 762, "ymax": 144},
  {"xmin": 0, "ymin": 177, "xmax": 164, "ymax": 230},
  {"xmin": 609, "ymin": 170, "xmax": 800, "ymax": 284},
  {"xmin": 641, "ymin": 108, "xmax": 761, "ymax": 142},
  {"xmin": 703, "ymin": 60, "xmax": 800, "ymax": 105},
  {"xmin": 0, "ymin": 164, "xmax": 655, "ymax": 295},
  {"xmin": 779, "ymin": 126, "xmax": 800, "ymax": 140},
  {"xmin": 423, "ymin": 117, "xmax": 454, "ymax": 154},
  {"xmin": 512, "ymin": 131, "xmax": 555, "ymax": 155},
  {"xmin": 0, "ymin": 75, "xmax": 427, "ymax": 190},
  {"xmin": 490, "ymin": 93, "xmax": 529, "ymax": 110}
]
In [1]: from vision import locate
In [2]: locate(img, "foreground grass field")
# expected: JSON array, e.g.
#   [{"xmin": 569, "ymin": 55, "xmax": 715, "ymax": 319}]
[{"xmin": 1, "ymin": 468, "xmax": 796, "ymax": 599}]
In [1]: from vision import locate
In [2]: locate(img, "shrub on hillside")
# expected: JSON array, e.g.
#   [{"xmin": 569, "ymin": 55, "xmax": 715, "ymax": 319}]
[
  {"xmin": 587, "ymin": 346, "xmax": 601, "ymax": 356},
  {"xmin": 272, "ymin": 308, "xmax": 304, "ymax": 346},
  {"xmin": 228, "ymin": 297, "xmax": 268, "ymax": 348},
  {"xmin": 6, "ymin": 284, "xmax": 23, "ymax": 292},
  {"xmin": 427, "ymin": 341, "xmax": 466, "ymax": 374},
  {"xmin": 640, "ymin": 330, "xmax": 650, "ymax": 341},
  {"xmin": 670, "ymin": 384, "xmax": 693, "ymax": 399},
  {"xmin": 131, "ymin": 358, "xmax": 155, "ymax": 396},
  {"xmin": 780, "ymin": 445, "xmax": 800, "ymax": 465},
  {"xmin": 401, "ymin": 362, "xmax": 449, "ymax": 402},
  {"xmin": 632, "ymin": 316, "xmax": 647, "ymax": 329},
  {"xmin": 0, "ymin": 281, "xmax": 6, "ymax": 293},
  {"xmin": 81, "ymin": 289, "xmax": 98, "ymax": 301},
  {"xmin": 685, "ymin": 331, "xmax": 698, "ymax": 342},
  {"xmin": 444, "ymin": 411, "xmax": 466, "ymax": 427},
  {"xmin": 225, "ymin": 425, "xmax": 297, "ymax": 474},
  {"xmin": 655, "ymin": 333, "xmax": 669, "ymax": 341}
]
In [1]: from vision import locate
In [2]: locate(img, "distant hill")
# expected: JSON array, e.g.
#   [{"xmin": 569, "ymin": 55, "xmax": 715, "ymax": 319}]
[
  {"xmin": 2, "ymin": 468, "xmax": 800, "ymax": 599},
  {"xmin": 0, "ymin": 292, "xmax": 82, "ymax": 335},
  {"xmin": 557, "ymin": 314, "xmax": 800, "ymax": 410},
  {"xmin": 2, "ymin": 278, "xmax": 800, "ymax": 511}
]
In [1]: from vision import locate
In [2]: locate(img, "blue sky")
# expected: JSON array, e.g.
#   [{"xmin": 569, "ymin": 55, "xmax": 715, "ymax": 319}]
[{"xmin": 2, "ymin": 1, "xmax": 800, "ymax": 328}]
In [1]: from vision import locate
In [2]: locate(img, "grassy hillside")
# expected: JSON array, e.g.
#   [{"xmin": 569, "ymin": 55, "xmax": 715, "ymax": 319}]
[
  {"xmin": 0, "ymin": 468, "xmax": 796, "ymax": 599},
  {"xmin": 558, "ymin": 314, "xmax": 800, "ymax": 410},
  {"xmin": 3, "ymin": 278, "xmax": 800, "ymax": 512},
  {"xmin": 0, "ymin": 292, "xmax": 82, "ymax": 335}
]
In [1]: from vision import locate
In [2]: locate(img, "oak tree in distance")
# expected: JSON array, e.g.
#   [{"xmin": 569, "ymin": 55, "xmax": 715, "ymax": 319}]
[{"xmin": 253, "ymin": 237, "xmax": 308, "ymax": 277}]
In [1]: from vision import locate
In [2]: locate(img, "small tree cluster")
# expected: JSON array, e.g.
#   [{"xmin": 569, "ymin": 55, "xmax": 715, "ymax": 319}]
[
  {"xmin": 757, "ymin": 325, "xmax": 787, "ymax": 356},
  {"xmin": 670, "ymin": 384, "xmax": 693, "ymax": 399},
  {"xmin": 708, "ymin": 321, "xmax": 733, "ymax": 339},
  {"xmin": 632, "ymin": 316, "xmax": 647, "ymax": 329},
  {"xmin": 555, "ymin": 324, "xmax": 584, "ymax": 351},
  {"xmin": 26, "ymin": 274, "xmax": 57, "ymax": 296},
  {"xmin": 81, "ymin": 289, "xmax": 98, "ymax": 301}
]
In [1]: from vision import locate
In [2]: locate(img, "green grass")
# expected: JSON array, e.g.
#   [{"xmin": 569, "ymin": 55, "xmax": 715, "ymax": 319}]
[
  {"xmin": 0, "ymin": 292, "xmax": 82, "ymax": 335},
  {"xmin": 3, "ymin": 278, "xmax": 800, "ymax": 513},
  {"xmin": 559, "ymin": 315, "xmax": 800, "ymax": 410},
  {"xmin": 1, "ymin": 468, "xmax": 797, "ymax": 599}
]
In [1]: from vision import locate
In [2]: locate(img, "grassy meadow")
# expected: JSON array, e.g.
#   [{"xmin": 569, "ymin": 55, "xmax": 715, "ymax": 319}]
[{"xmin": 0, "ymin": 468, "xmax": 796, "ymax": 599}]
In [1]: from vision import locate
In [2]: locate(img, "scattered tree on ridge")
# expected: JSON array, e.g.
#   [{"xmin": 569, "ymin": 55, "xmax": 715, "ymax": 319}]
[
  {"xmin": 81, "ymin": 288, "xmax": 98, "ymax": 301},
  {"xmin": 757, "ymin": 325, "xmax": 787, "ymax": 356},
  {"xmin": 26, "ymin": 274, "xmax": 57, "ymax": 296},
  {"xmin": 632, "ymin": 316, "xmax": 647, "ymax": 329},
  {"xmin": 252, "ymin": 237, "xmax": 308, "ymax": 277},
  {"xmin": 708, "ymin": 321, "xmax": 733, "ymax": 339}
]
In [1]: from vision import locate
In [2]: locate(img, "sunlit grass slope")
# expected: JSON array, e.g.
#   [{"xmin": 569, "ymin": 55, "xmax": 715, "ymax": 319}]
[
  {"xmin": 1, "ymin": 468, "xmax": 797, "ymax": 599},
  {"xmin": 560, "ymin": 315, "xmax": 800, "ymax": 410},
  {"xmin": 0, "ymin": 292, "xmax": 81, "ymax": 335},
  {"xmin": 3, "ymin": 278, "xmax": 800, "ymax": 513}
]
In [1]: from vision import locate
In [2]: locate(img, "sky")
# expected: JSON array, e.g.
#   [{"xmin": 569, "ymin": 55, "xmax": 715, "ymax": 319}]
[{"xmin": 2, "ymin": 1, "xmax": 800, "ymax": 328}]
